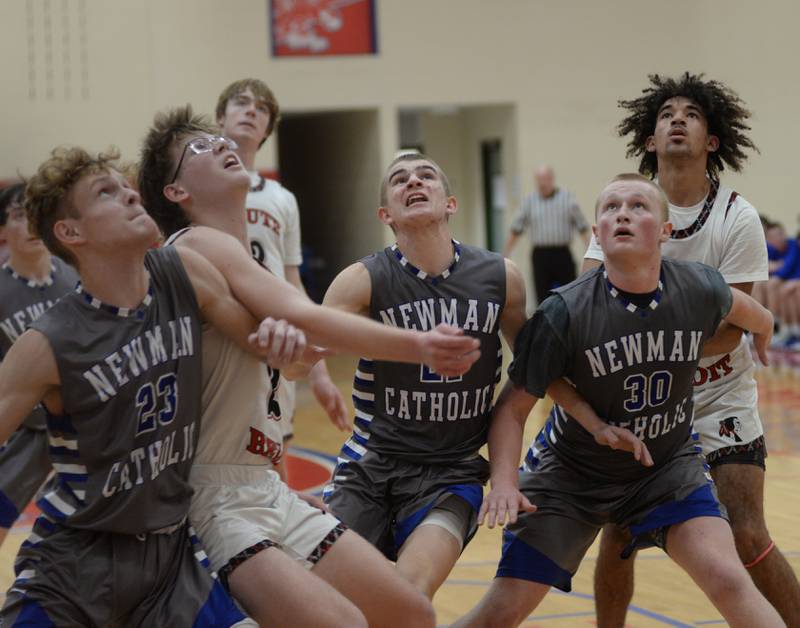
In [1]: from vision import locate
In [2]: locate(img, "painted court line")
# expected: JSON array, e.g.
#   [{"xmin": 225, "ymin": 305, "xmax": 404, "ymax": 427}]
[{"xmin": 444, "ymin": 579, "xmax": 695, "ymax": 627}]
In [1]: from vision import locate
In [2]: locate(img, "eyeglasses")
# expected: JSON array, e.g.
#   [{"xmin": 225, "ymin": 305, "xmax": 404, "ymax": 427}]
[
  {"xmin": 170, "ymin": 135, "xmax": 239, "ymax": 184},
  {"xmin": 5, "ymin": 201, "xmax": 26, "ymax": 220}
]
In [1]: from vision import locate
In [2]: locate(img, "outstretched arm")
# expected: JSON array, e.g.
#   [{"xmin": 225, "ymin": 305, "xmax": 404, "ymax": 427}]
[
  {"xmin": 701, "ymin": 281, "xmax": 753, "ymax": 357},
  {"xmin": 725, "ymin": 286, "xmax": 773, "ymax": 365},
  {"xmin": 178, "ymin": 228, "xmax": 480, "ymax": 376},
  {"xmin": 0, "ymin": 330, "xmax": 60, "ymax": 445},
  {"xmin": 547, "ymin": 379, "xmax": 652, "ymax": 466},
  {"xmin": 178, "ymin": 246, "xmax": 314, "ymax": 368},
  {"xmin": 479, "ymin": 381, "xmax": 538, "ymax": 529}
]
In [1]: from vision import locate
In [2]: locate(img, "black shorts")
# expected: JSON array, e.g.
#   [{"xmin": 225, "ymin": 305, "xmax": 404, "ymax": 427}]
[
  {"xmin": 323, "ymin": 449, "xmax": 488, "ymax": 560},
  {"xmin": 2, "ymin": 517, "xmax": 249, "ymax": 627},
  {"xmin": 498, "ymin": 441, "xmax": 726, "ymax": 592},
  {"xmin": 0, "ymin": 427, "xmax": 50, "ymax": 528}
]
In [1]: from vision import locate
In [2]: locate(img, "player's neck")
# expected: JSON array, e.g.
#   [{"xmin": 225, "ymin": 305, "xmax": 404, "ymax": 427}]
[
  {"xmin": 7, "ymin": 249, "xmax": 52, "ymax": 282},
  {"xmin": 395, "ymin": 225, "xmax": 456, "ymax": 276},
  {"xmin": 656, "ymin": 160, "xmax": 710, "ymax": 207},
  {"xmin": 188, "ymin": 194, "xmax": 249, "ymax": 247},
  {"xmin": 235, "ymin": 143, "xmax": 258, "ymax": 172},
  {"xmin": 604, "ymin": 253, "xmax": 661, "ymax": 294},
  {"xmin": 77, "ymin": 251, "xmax": 150, "ymax": 310}
]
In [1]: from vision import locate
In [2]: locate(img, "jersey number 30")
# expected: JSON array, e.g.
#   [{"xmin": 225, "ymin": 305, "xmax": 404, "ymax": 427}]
[
  {"xmin": 623, "ymin": 370, "xmax": 672, "ymax": 412},
  {"xmin": 135, "ymin": 374, "xmax": 179, "ymax": 437}
]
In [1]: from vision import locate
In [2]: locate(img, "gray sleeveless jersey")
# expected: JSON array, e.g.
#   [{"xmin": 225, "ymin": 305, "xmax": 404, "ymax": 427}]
[
  {"xmin": 345, "ymin": 242, "xmax": 505, "ymax": 465},
  {"xmin": 514, "ymin": 258, "xmax": 731, "ymax": 481},
  {"xmin": 0, "ymin": 257, "xmax": 78, "ymax": 429},
  {"xmin": 29, "ymin": 247, "xmax": 202, "ymax": 533}
]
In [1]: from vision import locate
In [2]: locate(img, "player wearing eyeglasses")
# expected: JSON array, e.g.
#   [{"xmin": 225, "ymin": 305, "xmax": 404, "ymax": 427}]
[{"xmin": 136, "ymin": 105, "xmax": 484, "ymax": 627}]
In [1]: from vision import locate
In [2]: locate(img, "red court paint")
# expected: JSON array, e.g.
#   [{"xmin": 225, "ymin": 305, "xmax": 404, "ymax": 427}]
[{"xmin": 286, "ymin": 446, "xmax": 336, "ymax": 495}]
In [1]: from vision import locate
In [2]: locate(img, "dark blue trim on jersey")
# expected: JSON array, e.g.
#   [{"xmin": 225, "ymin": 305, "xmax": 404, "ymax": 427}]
[
  {"xmin": 497, "ymin": 529, "xmax": 573, "ymax": 592},
  {"xmin": 55, "ymin": 472, "xmax": 87, "ymax": 484},
  {"xmin": 32, "ymin": 514, "xmax": 55, "ymax": 534},
  {"xmin": 392, "ymin": 240, "xmax": 462, "ymax": 284},
  {"xmin": 0, "ymin": 490, "xmax": 20, "ymax": 527},
  {"xmin": 524, "ymin": 426, "xmax": 550, "ymax": 470},
  {"xmin": 350, "ymin": 430, "xmax": 369, "ymax": 447},
  {"xmin": 48, "ymin": 446, "xmax": 79, "ymax": 458},
  {"xmin": 353, "ymin": 375, "xmax": 373, "ymax": 388},
  {"xmin": 36, "ymin": 496, "xmax": 68, "ymax": 522},
  {"xmin": 352, "ymin": 396, "xmax": 374, "ymax": 411},
  {"xmin": 341, "ymin": 442, "xmax": 364, "ymax": 461},
  {"xmin": 394, "ymin": 483, "xmax": 483, "ymax": 550},
  {"xmin": 10, "ymin": 597, "xmax": 56, "ymax": 627},
  {"xmin": 45, "ymin": 412, "xmax": 76, "ymax": 435},
  {"xmin": 629, "ymin": 483, "xmax": 723, "ymax": 541},
  {"xmin": 354, "ymin": 417, "xmax": 372, "ymax": 431},
  {"xmin": 189, "ymin": 529, "xmax": 211, "ymax": 570}
]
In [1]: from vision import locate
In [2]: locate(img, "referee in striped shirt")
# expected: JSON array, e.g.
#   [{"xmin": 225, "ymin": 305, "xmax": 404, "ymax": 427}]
[{"xmin": 504, "ymin": 166, "xmax": 589, "ymax": 303}]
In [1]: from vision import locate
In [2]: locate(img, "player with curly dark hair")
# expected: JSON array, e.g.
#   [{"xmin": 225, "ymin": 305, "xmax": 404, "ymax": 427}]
[
  {"xmin": 617, "ymin": 72, "xmax": 757, "ymax": 180},
  {"xmin": 583, "ymin": 73, "xmax": 800, "ymax": 628}
]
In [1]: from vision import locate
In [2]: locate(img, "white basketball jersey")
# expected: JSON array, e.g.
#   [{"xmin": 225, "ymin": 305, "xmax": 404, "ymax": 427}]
[
  {"xmin": 194, "ymin": 324, "xmax": 284, "ymax": 467},
  {"xmin": 162, "ymin": 233, "xmax": 284, "ymax": 466},
  {"xmin": 245, "ymin": 173, "xmax": 302, "ymax": 423}
]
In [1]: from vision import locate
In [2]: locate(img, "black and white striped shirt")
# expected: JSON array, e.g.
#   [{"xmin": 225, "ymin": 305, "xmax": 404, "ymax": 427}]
[{"xmin": 510, "ymin": 188, "xmax": 588, "ymax": 247}]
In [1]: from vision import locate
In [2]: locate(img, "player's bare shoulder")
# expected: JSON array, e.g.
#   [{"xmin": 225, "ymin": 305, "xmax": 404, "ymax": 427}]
[
  {"xmin": 501, "ymin": 257, "xmax": 527, "ymax": 345},
  {"xmin": 504, "ymin": 258, "xmax": 525, "ymax": 301},
  {"xmin": 324, "ymin": 261, "xmax": 371, "ymax": 316},
  {"xmin": 173, "ymin": 225, "xmax": 242, "ymax": 253}
]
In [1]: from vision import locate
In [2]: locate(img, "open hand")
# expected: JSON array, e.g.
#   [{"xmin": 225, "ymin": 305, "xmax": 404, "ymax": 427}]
[
  {"xmin": 311, "ymin": 373, "xmax": 350, "ymax": 432},
  {"xmin": 592, "ymin": 424, "xmax": 654, "ymax": 466},
  {"xmin": 478, "ymin": 485, "xmax": 537, "ymax": 529},
  {"xmin": 420, "ymin": 324, "xmax": 481, "ymax": 378}
]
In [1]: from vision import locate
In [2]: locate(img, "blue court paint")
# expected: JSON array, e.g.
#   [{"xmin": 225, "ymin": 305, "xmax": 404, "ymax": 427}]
[{"xmin": 525, "ymin": 610, "xmax": 595, "ymax": 620}]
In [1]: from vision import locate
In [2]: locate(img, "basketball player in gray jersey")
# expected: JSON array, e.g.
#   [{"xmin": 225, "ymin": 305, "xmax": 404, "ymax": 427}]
[
  {"xmin": 0, "ymin": 147, "xmax": 281, "ymax": 626},
  {"xmin": 0, "ymin": 183, "xmax": 78, "ymax": 549},
  {"xmin": 319, "ymin": 152, "xmax": 527, "ymax": 599},
  {"xmin": 588, "ymin": 73, "xmax": 800, "ymax": 628},
  {"xmin": 453, "ymin": 175, "xmax": 783, "ymax": 628}
]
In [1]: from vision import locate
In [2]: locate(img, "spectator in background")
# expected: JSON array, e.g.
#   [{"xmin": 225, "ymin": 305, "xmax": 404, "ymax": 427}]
[
  {"xmin": 765, "ymin": 220, "xmax": 793, "ymax": 272},
  {"xmin": 765, "ymin": 222, "xmax": 800, "ymax": 347},
  {"xmin": 503, "ymin": 166, "xmax": 589, "ymax": 304},
  {"xmin": 752, "ymin": 218, "xmax": 784, "ymax": 310}
]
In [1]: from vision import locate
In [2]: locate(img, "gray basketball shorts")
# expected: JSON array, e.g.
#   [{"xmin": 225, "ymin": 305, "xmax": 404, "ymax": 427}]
[
  {"xmin": 1, "ymin": 516, "xmax": 251, "ymax": 627},
  {"xmin": 497, "ymin": 440, "xmax": 726, "ymax": 592},
  {"xmin": 0, "ymin": 427, "xmax": 50, "ymax": 528},
  {"xmin": 323, "ymin": 449, "xmax": 489, "ymax": 560}
]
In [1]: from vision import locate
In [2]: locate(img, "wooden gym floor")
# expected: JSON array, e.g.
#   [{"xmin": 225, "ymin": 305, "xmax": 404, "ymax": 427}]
[{"xmin": 1, "ymin": 350, "xmax": 798, "ymax": 626}]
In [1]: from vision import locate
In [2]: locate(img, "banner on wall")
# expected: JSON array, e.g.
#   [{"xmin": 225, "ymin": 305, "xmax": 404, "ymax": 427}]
[{"xmin": 270, "ymin": 0, "xmax": 377, "ymax": 57}]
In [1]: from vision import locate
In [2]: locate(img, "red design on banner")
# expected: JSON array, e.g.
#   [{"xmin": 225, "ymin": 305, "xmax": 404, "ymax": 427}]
[{"xmin": 271, "ymin": 0, "xmax": 377, "ymax": 57}]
